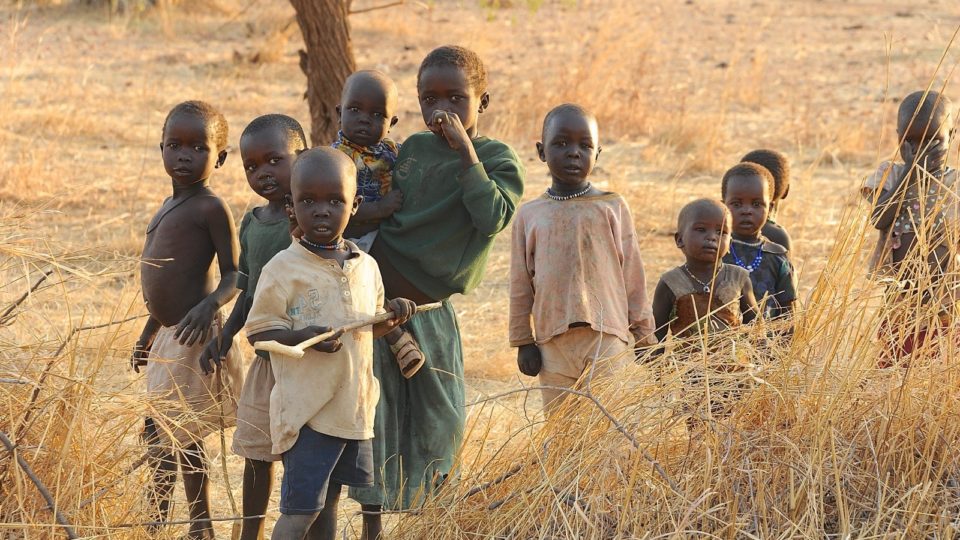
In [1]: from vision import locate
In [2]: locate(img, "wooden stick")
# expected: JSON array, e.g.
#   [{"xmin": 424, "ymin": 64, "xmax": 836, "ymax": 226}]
[
  {"xmin": 254, "ymin": 302, "xmax": 442, "ymax": 358},
  {"xmin": 0, "ymin": 430, "xmax": 79, "ymax": 539}
]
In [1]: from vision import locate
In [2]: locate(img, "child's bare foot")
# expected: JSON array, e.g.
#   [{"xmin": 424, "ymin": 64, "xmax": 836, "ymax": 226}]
[{"xmin": 385, "ymin": 327, "xmax": 425, "ymax": 378}]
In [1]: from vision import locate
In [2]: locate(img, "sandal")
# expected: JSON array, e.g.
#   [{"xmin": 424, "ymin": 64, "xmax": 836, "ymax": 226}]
[{"xmin": 389, "ymin": 330, "xmax": 426, "ymax": 379}]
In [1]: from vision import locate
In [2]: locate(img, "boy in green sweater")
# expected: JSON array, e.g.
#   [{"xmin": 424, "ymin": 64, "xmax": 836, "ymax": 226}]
[{"xmin": 350, "ymin": 45, "xmax": 525, "ymax": 538}]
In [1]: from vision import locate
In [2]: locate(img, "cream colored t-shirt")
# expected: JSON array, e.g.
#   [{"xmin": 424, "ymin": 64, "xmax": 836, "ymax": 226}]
[{"xmin": 245, "ymin": 241, "xmax": 384, "ymax": 454}]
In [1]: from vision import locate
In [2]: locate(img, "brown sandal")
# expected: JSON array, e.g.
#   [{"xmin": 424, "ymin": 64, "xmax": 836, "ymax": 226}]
[{"xmin": 389, "ymin": 330, "xmax": 426, "ymax": 379}]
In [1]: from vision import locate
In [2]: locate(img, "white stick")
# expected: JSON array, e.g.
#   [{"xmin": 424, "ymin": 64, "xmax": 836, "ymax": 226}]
[{"xmin": 253, "ymin": 302, "xmax": 442, "ymax": 358}]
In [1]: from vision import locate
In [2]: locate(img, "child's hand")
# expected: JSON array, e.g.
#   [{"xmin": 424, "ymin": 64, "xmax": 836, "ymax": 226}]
[
  {"xmin": 199, "ymin": 333, "xmax": 234, "ymax": 375},
  {"xmin": 302, "ymin": 326, "xmax": 344, "ymax": 353},
  {"xmin": 130, "ymin": 342, "xmax": 150, "ymax": 373},
  {"xmin": 517, "ymin": 344, "xmax": 542, "ymax": 376},
  {"xmin": 386, "ymin": 298, "xmax": 417, "ymax": 327},
  {"xmin": 377, "ymin": 189, "xmax": 404, "ymax": 218},
  {"xmin": 175, "ymin": 301, "xmax": 217, "ymax": 346},
  {"xmin": 430, "ymin": 110, "xmax": 473, "ymax": 153}
]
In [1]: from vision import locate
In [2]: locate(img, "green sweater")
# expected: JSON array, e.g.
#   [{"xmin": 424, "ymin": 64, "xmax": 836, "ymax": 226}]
[{"xmin": 377, "ymin": 132, "xmax": 525, "ymax": 300}]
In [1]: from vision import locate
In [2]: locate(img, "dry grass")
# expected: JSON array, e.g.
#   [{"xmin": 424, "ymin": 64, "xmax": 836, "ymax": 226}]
[{"xmin": 3, "ymin": 0, "xmax": 960, "ymax": 537}]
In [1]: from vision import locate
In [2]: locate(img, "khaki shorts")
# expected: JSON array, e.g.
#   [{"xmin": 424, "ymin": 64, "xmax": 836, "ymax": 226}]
[
  {"xmin": 232, "ymin": 355, "xmax": 280, "ymax": 461},
  {"xmin": 537, "ymin": 327, "xmax": 631, "ymax": 413}
]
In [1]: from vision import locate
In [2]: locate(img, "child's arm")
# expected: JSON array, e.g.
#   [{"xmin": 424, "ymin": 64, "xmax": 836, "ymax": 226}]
[
  {"xmin": 131, "ymin": 315, "xmax": 162, "ymax": 372},
  {"xmin": 740, "ymin": 284, "xmax": 760, "ymax": 325},
  {"xmin": 199, "ymin": 291, "xmax": 246, "ymax": 375},
  {"xmin": 372, "ymin": 297, "xmax": 416, "ymax": 338},
  {"xmin": 248, "ymin": 326, "xmax": 345, "ymax": 354},
  {"xmin": 618, "ymin": 202, "xmax": 657, "ymax": 345},
  {"xmin": 431, "ymin": 112, "xmax": 524, "ymax": 236},
  {"xmin": 352, "ymin": 190, "xmax": 404, "ymax": 224},
  {"xmin": 651, "ymin": 280, "xmax": 675, "ymax": 343},
  {"xmin": 868, "ymin": 165, "xmax": 909, "ymax": 230},
  {"xmin": 771, "ymin": 258, "xmax": 798, "ymax": 320},
  {"xmin": 507, "ymin": 211, "xmax": 542, "ymax": 375},
  {"xmin": 174, "ymin": 197, "xmax": 240, "ymax": 346}
]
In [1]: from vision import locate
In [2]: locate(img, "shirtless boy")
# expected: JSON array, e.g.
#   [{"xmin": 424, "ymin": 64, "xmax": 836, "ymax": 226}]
[{"xmin": 132, "ymin": 100, "xmax": 243, "ymax": 539}]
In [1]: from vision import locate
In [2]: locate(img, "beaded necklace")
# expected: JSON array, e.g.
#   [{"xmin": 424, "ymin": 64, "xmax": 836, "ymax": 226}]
[
  {"xmin": 300, "ymin": 237, "xmax": 345, "ymax": 251},
  {"xmin": 546, "ymin": 183, "xmax": 592, "ymax": 201},
  {"xmin": 732, "ymin": 238, "xmax": 763, "ymax": 248},
  {"xmin": 682, "ymin": 264, "xmax": 714, "ymax": 294},
  {"xmin": 730, "ymin": 241, "xmax": 764, "ymax": 273}
]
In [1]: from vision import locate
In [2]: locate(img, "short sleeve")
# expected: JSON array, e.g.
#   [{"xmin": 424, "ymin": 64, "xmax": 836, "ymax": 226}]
[
  {"xmin": 245, "ymin": 266, "xmax": 293, "ymax": 335},
  {"xmin": 862, "ymin": 161, "xmax": 900, "ymax": 200},
  {"xmin": 775, "ymin": 258, "xmax": 798, "ymax": 304}
]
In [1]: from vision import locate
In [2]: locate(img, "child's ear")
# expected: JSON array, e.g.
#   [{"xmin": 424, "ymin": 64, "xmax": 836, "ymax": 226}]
[
  {"xmin": 336, "ymin": 104, "xmax": 342, "ymax": 117},
  {"xmin": 674, "ymin": 232, "xmax": 683, "ymax": 248},
  {"xmin": 390, "ymin": 116, "xmax": 399, "ymax": 129},
  {"xmin": 782, "ymin": 185, "xmax": 790, "ymax": 199},
  {"xmin": 478, "ymin": 92, "xmax": 490, "ymax": 113},
  {"xmin": 351, "ymin": 194, "xmax": 363, "ymax": 215},
  {"xmin": 536, "ymin": 142, "xmax": 546, "ymax": 162},
  {"xmin": 596, "ymin": 145, "xmax": 603, "ymax": 161},
  {"xmin": 216, "ymin": 150, "xmax": 228, "ymax": 168},
  {"xmin": 159, "ymin": 142, "xmax": 163, "ymax": 153}
]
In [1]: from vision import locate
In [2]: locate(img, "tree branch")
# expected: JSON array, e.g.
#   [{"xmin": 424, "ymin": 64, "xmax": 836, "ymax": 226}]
[{"xmin": 349, "ymin": 0, "xmax": 404, "ymax": 14}]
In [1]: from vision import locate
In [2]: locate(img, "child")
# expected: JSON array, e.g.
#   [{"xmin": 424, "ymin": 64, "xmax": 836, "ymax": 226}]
[
  {"xmin": 198, "ymin": 114, "xmax": 306, "ymax": 540},
  {"xmin": 349, "ymin": 45, "xmax": 525, "ymax": 535},
  {"xmin": 509, "ymin": 103, "xmax": 655, "ymax": 412},
  {"xmin": 245, "ymin": 147, "xmax": 416, "ymax": 540},
  {"xmin": 652, "ymin": 199, "xmax": 759, "ymax": 424},
  {"xmin": 333, "ymin": 69, "xmax": 425, "ymax": 378},
  {"xmin": 721, "ymin": 162, "xmax": 797, "ymax": 320},
  {"xmin": 652, "ymin": 198, "xmax": 758, "ymax": 341},
  {"xmin": 862, "ymin": 90, "xmax": 958, "ymax": 364},
  {"xmin": 131, "ymin": 100, "xmax": 243, "ymax": 539},
  {"xmin": 741, "ymin": 149, "xmax": 792, "ymax": 252}
]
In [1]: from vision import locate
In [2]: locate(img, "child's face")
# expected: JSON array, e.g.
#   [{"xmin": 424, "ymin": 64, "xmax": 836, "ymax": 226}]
[
  {"xmin": 723, "ymin": 174, "xmax": 770, "ymax": 238},
  {"xmin": 292, "ymin": 162, "xmax": 361, "ymax": 246},
  {"xmin": 899, "ymin": 112, "xmax": 952, "ymax": 174},
  {"xmin": 676, "ymin": 205, "xmax": 731, "ymax": 265},
  {"xmin": 418, "ymin": 65, "xmax": 488, "ymax": 138},
  {"xmin": 240, "ymin": 130, "xmax": 299, "ymax": 203},
  {"xmin": 161, "ymin": 113, "xmax": 226, "ymax": 185},
  {"xmin": 537, "ymin": 112, "xmax": 600, "ymax": 187},
  {"xmin": 338, "ymin": 81, "xmax": 398, "ymax": 147}
]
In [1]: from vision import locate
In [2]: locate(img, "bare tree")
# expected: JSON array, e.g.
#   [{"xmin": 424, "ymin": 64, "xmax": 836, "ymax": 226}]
[{"xmin": 290, "ymin": 0, "xmax": 356, "ymax": 145}]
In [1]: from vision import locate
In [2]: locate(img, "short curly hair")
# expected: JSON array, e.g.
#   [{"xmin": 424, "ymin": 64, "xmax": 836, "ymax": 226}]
[
  {"xmin": 677, "ymin": 198, "xmax": 730, "ymax": 232},
  {"xmin": 240, "ymin": 114, "xmax": 308, "ymax": 152},
  {"xmin": 417, "ymin": 45, "xmax": 488, "ymax": 95},
  {"xmin": 741, "ymin": 149, "xmax": 791, "ymax": 200},
  {"xmin": 721, "ymin": 162, "xmax": 775, "ymax": 200},
  {"xmin": 162, "ymin": 100, "xmax": 229, "ymax": 152}
]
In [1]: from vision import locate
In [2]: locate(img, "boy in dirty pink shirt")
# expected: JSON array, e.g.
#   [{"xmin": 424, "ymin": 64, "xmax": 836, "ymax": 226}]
[{"xmin": 509, "ymin": 104, "xmax": 655, "ymax": 412}]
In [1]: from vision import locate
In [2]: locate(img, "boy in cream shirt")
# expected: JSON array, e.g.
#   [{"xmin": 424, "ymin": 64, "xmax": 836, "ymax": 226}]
[{"xmin": 246, "ymin": 147, "xmax": 415, "ymax": 539}]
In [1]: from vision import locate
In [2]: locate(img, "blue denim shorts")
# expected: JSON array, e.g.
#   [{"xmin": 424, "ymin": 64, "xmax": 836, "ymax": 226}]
[{"xmin": 280, "ymin": 426, "xmax": 374, "ymax": 515}]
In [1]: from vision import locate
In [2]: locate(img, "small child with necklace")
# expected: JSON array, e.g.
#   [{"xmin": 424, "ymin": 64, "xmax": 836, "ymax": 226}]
[
  {"xmin": 509, "ymin": 104, "xmax": 656, "ymax": 413},
  {"xmin": 652, "ymin": 198, "xmax": 758, "ymax": 342},
  {"xmin": 720, "ymin": 162, "xmax": 797, "ymax": 320}
]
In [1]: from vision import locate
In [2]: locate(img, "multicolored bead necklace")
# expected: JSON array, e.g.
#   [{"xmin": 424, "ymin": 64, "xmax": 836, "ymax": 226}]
[
  {"xmin": 546, "ymin": 183, "xmax": 592, "ymax": 201},
  {"xmin": 300, "ymin": 237, "xmax": 345, "ymax": 251},
  {"xmin": 730, "ymin": 242, "xmax": 764, "ymax": 273}
]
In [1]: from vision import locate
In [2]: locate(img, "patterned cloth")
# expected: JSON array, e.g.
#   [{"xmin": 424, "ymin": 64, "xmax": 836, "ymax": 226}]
[{"xmin": 332, "ymin": 131, "xmax": 399, "ymax": 204}]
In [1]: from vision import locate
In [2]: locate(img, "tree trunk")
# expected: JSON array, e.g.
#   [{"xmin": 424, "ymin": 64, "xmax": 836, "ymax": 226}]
[{"xmin": 290, "ymin": 0, "xmax": 356, "ymax": 145}]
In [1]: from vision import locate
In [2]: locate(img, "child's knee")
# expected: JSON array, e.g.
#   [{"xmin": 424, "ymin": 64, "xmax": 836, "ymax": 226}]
[{"xmin": 273, "ymin": 513, "xmax": 318, "ymax": 539}]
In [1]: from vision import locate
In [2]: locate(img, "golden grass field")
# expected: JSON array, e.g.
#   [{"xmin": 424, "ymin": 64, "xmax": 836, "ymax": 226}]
[{"xmin": 5, "ymin": 0, "xmax": 960, "ymax": 538}]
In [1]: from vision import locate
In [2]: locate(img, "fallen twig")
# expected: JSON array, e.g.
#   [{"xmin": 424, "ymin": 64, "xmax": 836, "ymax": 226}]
[
  {"xmin": 0, "ymin": 269, "xmax": 54, "ymax": 326},
  {"xmin": 0, "ymin": 430, "xmax": 79, "ymax": 539}
]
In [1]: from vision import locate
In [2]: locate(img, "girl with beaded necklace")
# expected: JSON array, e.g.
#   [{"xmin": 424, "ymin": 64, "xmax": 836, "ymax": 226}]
[
  {"xmin": 720, "ymin": 162, "xmax": 797, "ymax": 321},
  {"xmin": 509, "ymin": 104, "xmax": 656, "ymax": 413}
]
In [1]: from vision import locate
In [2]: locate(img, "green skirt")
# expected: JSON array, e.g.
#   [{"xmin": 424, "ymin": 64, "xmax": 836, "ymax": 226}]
[{"xmin": 349, "ymin": 300, "xmax": 465, "ymax": 509}]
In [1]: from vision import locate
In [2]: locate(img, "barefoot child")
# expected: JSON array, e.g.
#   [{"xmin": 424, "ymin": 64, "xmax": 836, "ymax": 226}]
[
  {"xmin": 721, "ymin": 162, "xmax": 797, "ymax": 320},
  {"xmin": 132, "ymin": 100, "xmax": 243, "ymax": 539},
  {"xmin": 862, "ymin": 90, "xmax": 958, "ymax": 364},
  {"xmin": 349, "ymin": 45, "xmax": 525, "ymax": 534},
  {"xmin": 198, "ymin": 114, "xmax": 307, "ymax": 540},
  {"xmin": 652, "ymin": 199, "xmax": 759, "ymax": 424},
  {"xmin": 509, "ymin": 104, "xmax": 655, "ymax": 412},
  {"xmin": 245, "ymin": 147, "xmax": 416, "ymax": 540},
  {"xmin": 741, "ymin": 149, "xmax": 793, "ymax": 252},
  {"xmin": 652, "ymin": 199, "xmax": 758, "ymax": 341},
  {"xmin": 334, "ymin": 69, "xmax": 426, "ymax": 378}
]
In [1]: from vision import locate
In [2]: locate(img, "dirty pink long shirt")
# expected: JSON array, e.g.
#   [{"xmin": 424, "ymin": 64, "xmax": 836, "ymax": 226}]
[{"xmin": 508, "ymin": 192, "xmax": 655, "ymax": 347}]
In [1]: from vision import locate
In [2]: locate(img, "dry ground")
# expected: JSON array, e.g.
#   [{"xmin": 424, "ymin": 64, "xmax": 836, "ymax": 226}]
[{"xmin": 3, "ymin": 0, "xmax": 960, "ymax": 537}]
